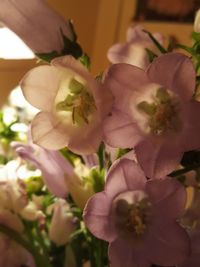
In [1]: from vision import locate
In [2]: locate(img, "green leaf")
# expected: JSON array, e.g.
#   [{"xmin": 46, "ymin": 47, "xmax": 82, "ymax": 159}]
[
  {"xmin": 143, "ymin": 30, "xmax": 167, "ymax": 54},
  {"xmin": 145, "ymin": 48, "xmax": 157, "ymax": 62}
]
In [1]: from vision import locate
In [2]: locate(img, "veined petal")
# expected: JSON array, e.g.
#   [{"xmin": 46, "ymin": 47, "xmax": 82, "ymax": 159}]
[
  {"xmin": 83, "ymin": 192, "xmax": 117, "ymax": 242},
  {"xmin": 103, "ymin": 109, "xmax": 143, "ymax": 148},
  {"xmin": 109, "ymin": 239, "xmax": 150, "ymax": 267},
  {"xmin": 31, "ymin": 111, "xmax": 70, "ymax": 150},
  {"xmin": 147, "ymin": 53, "xmax": 195, "ymax": 101},
  {"xmin": 135, "ymin": 137, "xmax": 182, "ymax": 179},
  {"xmin": 105, "ymin": 158, "xmax": 146, "ymax": 198},
  {"xmin": 146, "ymin": 178, "xmax": 187, "ymax": 220},
  {"xmin": 21, "ymin": 65, "xmax": 63, "ymax": 111},
  {"xmin": 103, "ymin": 63, "xmax": 149, "ymax": 112},
  {"xmin": 146, "ymin": 222, "xmax": 190, "ymax": 266},
  {"xmin": 0, "ymin": 0, "xmax": 74, "ymax": 53}
]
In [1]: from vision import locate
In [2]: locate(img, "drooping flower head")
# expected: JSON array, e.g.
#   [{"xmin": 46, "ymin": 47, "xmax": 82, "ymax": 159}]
[
  {"xmin": 103, "ymin": 53, "xmax": 200, "ymax": 178},
  {"xmin": 20, "ymin": 55, "xmax": 112, "ymax": 154},
  {"xmin": 0, "ymin": 0, "xmax": 74, "ymax": 53},
  {"xmin": 107, "ymin": 25, "xmax": 163, "ymax": 69},
  {"xmin": 84, "ymin": 158, "xmax": 189, "ymax": 267}
]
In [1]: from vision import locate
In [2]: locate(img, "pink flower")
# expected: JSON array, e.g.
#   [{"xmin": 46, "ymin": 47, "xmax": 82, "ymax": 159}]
[
  {"xmin": 107, "ymin": 25, "xmax": 163, "ymax": 69},
  {"xmin": 83, "ymin": 158, "xmax": 190, "ymax": 267},
  {"xmin": 0, "ymin": 0, "xmax": 74, "ymax": 53},
  {"xmin": 103, "ymin": 52, "xmax": 200, "ymax": 178},
  {"xmin": 12, "ymin": 141, "xmax": 73, "ymax": 198},
  {"xmin": 20, "ymin": 55, "xmax": 112, "ymax": 154}
]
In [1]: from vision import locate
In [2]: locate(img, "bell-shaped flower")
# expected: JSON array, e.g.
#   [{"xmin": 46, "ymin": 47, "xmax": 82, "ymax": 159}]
[
  {"xmin": 84, "ymin": 158, "xmax": 190, "ymax": 267},
  {"xmin": 12, "ymin": 140, "xmax": 74, "ymax": 198},
  {"xmin": 49, "ymin": 199, "xmax": 76, "ymax": 246},
  {"xmin": 103, "ymin": 52, "xmax": 200, "ymax": 178},
  {"xmin": 0, "ymin": 0, "xmax": 74, "ymax": 53},
  {"xmin": 20, "ymin": 55, "xmax": 112, "ymax": 154},
  {"xmin": 107, "ymin": 25, "xmax": 163, "ymax": 69}
]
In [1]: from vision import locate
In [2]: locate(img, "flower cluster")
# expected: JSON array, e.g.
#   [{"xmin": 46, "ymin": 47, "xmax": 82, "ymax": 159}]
[{"xmin": 1, "ymin": 1, "xmax": 200, "ymax": 267}]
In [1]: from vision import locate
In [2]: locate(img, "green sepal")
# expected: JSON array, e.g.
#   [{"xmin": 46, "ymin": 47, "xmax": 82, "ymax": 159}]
[
  {"xmin": 143, "ymin": 29, "xmax": 167, "ymax": 54},
  {"xmin": 145, "ymin": 48, "xmax": 157, "ymax": 63}
]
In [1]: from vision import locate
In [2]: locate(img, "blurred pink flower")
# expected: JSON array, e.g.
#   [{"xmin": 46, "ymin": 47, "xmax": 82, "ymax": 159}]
[
  {"xmin": 0, "ymin": 0, "xmax": 74, "ymax": 53},
  {"xmin": 107, "ymin": 25, "xmax": 163, "ymax": 69},
  {"xmin": 84, "ymin": 158, "xmax": 189, "ymax": 267},
  {"xmin": 103, "ymin": 52, "xmax": 200, "ymax": 178},
  {"xmin": 20, "ymin": 55, "xmax": 112, "ymax": 154},
  {"xmin": 49, "ymin": 199, "xmax": 76, "ymax": 246},
  {"xmin": 12, "ymin": 141, "xmax": 73, "ymax": 198}
]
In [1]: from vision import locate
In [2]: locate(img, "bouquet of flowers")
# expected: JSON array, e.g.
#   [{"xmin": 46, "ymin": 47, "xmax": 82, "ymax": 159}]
[{"xmin": 1, "ymin": 1, "xmax": 200, "ymax": 267}]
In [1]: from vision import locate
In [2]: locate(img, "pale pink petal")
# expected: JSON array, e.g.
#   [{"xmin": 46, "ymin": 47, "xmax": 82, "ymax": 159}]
[
  {"xmin": 109, "ymin": 239, "xmax": 150, "ymax": 267},
  {"xmin": 83, "ymin": 192, "xmax": 117, "ymax": 242},
  {"xmin": 146, "ymin": 178, "xmax": 187, "ymax": 220},
  {"xmin": 180, "ymin": 229, "xmax": 200, "ymax": 267},
  {"xmin": 31, "ymin": 111, "xmax": 70, "ymax": 150},
  {"xmin": 20, "ymin": 65, "xmax": 63, "ymax": 111},
  {"xmin": 147, "ymin": 53, "xmax": 195, "ymax": 101},
  {"xmin": 68, "ymin": 124, "xmax": 102, "ymax": 154},
  {"xmin": 0, "ymin": 0, "xmax": 73, "ymax": 53},
  {"xmin": 52, "ymin": 56, "xmax": 91, "ymax": 80},
  {"xmin": 181, "ymin": 101, "xmax": 200, "ymax": 151},
  {"xmin": 103, "ymin": 109, "xmax": 143, "ymax": 148},
  {"xmin": 105, "ymin": 158, "xmax": 146, "ymax": 198},
  {"xmin": 104, "ymin": 63, "xmax": 149, "ymax": 111},
  {"xmin": 135, "ymin": 137, "xmax": 182, "ymax": 178},
  {"xmin": 146, "ymin": 223, "xmax": 190, "ymax": 266}
]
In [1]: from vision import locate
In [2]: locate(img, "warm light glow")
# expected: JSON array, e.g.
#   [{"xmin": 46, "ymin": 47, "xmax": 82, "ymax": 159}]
[{"xmin": 0, "ymin": 27, "xmax": 35, "ymax": 59}]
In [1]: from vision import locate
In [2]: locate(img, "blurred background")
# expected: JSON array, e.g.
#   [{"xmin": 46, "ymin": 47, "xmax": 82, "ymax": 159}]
[{"xmin": 0, "ymin": 0, "xmax": 199, "ymax": 106}]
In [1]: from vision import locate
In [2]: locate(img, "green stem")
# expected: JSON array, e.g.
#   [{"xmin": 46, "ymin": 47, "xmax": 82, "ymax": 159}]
[
  {"xmin": 0, "ymin": 224, "xmax": 53, "ymax": 267},
  {"xmin": 143, "ymin": 30, "xmax": 167, "ymax": 54},
  {"xmin": 97, "ymin": 143, "xmax": 104, "ymax": 170},
  {"xmin": 170, "ymin": 163, "xmax": 200, "ymax": 177}
]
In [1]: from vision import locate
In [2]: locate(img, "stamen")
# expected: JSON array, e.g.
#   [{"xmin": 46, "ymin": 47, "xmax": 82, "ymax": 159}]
[{"xmin": 56, "ymin": 78, "xmax": 96, "ymax": 125}]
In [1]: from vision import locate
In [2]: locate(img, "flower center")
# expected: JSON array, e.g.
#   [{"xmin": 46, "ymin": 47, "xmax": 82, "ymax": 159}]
[
  {"xmin": 113, "ymin": 191, "xmax": 151, "ymax": 237},
  {"xmin": 137, "ymin": 87, "xmax": 182, "ymax": 135},
  {"xmin": 56, "ymin": 78, "xmax": 96, "ymax": 125}
]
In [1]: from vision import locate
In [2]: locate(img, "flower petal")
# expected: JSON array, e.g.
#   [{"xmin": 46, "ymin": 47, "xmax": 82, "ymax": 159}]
[
  {"xmin": 83, "ymin": 192, "xmax": 117, "ymax": 242},
  {"xmin": 0, "ymin": 0, "xmax": 73, "ymax": 53},
  {"xmin": 147, "ymin": 53, "xmax": 195, "ymax": 101},
  {"xmin": 109, "ymin": 238, "xmax": 150, "ymax": 267},
  {"xmin": 31, "ymin": 111, "xmax": 70, "ymax": 150},
  {"xmin": 103, "ymin": 63, "xmax": 149, "ymax": 112},
  {"xmin": 146, "ymin": 222, "xmax": 190, "ymax": 266},
  {"xmin": 103, "ymin": 109, "xmax": 143, "ymax": 148},
  {"xmin": 68, "ymin": 124, "xmax": 102, "ymax": 154},
  {"xmin": 146, "ymin": 178, "xmax": 187, "ymax": 220},
  {"xmin": 21, "ymin": 65, "xmax": 63, "ymax": 111},
  {"xmin": 135, "ymin": 136, "xmax": 182, "ymax": 179},
  {"xmin": 105, "ymin": 158, "xmax": 146, "ymax": 198}
]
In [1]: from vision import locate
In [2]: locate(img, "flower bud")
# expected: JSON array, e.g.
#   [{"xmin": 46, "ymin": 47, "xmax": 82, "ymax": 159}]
[
  {"xmin": 194, "ymin": 9, "xmax": 200, "ymax": 32},
  {"xmin": 49, "ymin": 199, "xmax": 75, "ymax": 246}
]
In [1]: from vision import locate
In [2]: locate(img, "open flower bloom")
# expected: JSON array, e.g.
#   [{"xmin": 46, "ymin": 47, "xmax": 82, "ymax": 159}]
[
  {"xmin": 103, "ymin": 52, "xmax": 200, "ymax": 178},
  {"xmin": 84, "ymin": 158, "xmax": 189, "ymax": 267},
  {"xmin": 12, "ymin": 140, "xmax": 73, "ymax": 198},
  {"xmin": 20, "ymin": 55, "xmax": 112, "ymax": 154},
  {"xmin": 107, "ymin": 25, "xmax": 163, "ymax": 69},
  {"xmin": 0, "ymin": 0, "xmax": 74, "ymax": 53}
]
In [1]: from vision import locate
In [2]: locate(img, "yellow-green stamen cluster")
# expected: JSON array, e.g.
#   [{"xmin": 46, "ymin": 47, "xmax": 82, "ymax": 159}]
[
  {"xmin": 137, "ymin": 88, "xmax": 181, "ymax": 135},
  {"xmin": 56, "ymin": 79, "xmax": 96, "ymax": 125}
]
